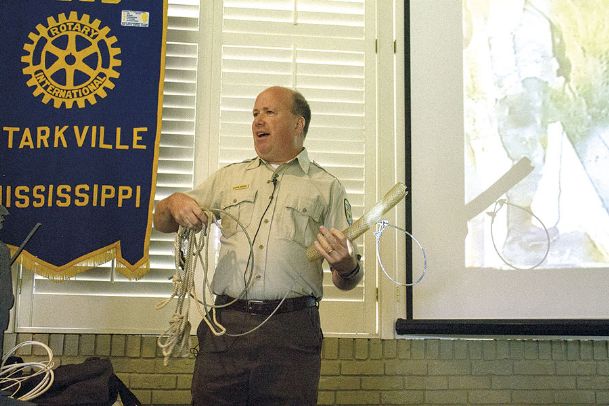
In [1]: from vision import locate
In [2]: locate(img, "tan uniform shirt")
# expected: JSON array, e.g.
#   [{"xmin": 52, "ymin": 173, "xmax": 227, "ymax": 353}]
[{"xmin": 186, "ymin": 149, "xmax": 355, "ymax": 300}]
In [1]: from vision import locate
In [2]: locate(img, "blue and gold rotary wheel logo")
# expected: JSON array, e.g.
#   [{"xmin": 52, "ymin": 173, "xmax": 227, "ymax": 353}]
[{"xmin": 21, "ymin": 11, "xmax": 121, "ymax": 109}]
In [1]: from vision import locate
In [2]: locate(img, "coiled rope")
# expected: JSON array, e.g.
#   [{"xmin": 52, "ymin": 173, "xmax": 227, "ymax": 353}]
[
  {"xmin": 156, "ymin": 208, "xmax": 261, "ymax": 365},
  {"xmin": 0, "ymin": 340, "xmax": 55, "ymax": 401}
]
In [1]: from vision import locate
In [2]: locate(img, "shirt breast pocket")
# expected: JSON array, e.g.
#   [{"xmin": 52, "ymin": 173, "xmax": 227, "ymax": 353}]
[
  {"xmin": 220, "ymin": 189, "xmax": 257, "ymax": 239},
  {"xmin": 281, "ymin": 196, "xmax": 323, "ymax": 247}
]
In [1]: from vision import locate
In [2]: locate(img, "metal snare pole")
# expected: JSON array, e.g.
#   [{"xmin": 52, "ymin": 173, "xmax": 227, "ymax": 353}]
[{"xmin": 10, "ymin": 223, "xmax": 42, "ymax": 266}]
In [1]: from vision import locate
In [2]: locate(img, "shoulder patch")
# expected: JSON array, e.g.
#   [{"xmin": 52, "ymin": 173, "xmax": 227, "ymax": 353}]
[{"xmin": 344, "ymin": 199, "xmax": 353, "ymax": 226}]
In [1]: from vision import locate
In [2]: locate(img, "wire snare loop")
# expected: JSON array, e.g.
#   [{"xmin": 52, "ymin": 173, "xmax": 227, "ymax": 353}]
[{"xmin": 375, "ymin": 220, "xmax": 427, "ymax": 286}]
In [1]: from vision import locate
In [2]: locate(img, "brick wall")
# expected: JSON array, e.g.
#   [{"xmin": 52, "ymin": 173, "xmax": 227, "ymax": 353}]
[{"xmin": 4, "ymin": 333, "xmax": 609, "ymax": 405}]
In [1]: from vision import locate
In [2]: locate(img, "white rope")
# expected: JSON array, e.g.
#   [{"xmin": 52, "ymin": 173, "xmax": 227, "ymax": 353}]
[
  {"xmin": 223, "ymin": 292, "xmax": 293, "ymax": 338},
  {"xmin": 187, "ymin": 210, "xmax": 294, "ymax": 337},
  {"xmin": 0, "ymin": 340, "xmax": 55, "ymax": 401},
  {"xmin": 157, "ymin": 208, "xmax": 291, "ymax": 364},
  {"xmin": 156, "ymin": 212, "xmax": 214, "ymax": 366},
  {"xmin": 374, "ymin": 220, "xmax": 428, "ymax": 286}
]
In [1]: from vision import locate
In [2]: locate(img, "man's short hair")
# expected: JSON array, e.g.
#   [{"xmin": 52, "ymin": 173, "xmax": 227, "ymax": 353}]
[{"xmin": 291, "ymin": 90, "xmax": 311, "ymax": 137}]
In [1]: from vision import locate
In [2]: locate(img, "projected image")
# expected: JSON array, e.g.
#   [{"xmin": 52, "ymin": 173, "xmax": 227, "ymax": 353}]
[{"xmin": 463, "ymin": 0, "xmax": 609, "ymax": 269}]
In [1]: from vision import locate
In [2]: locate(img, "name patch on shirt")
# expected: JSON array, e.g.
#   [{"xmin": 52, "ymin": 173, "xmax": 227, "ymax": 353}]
[{"xmin": 232, "ymin": 184, "xmax": 249, "ymax": 190}]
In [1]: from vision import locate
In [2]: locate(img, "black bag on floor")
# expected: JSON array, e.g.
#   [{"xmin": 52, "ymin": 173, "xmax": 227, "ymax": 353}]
[{"xmin": 32, "ymin": 357, "xmax": 141, "ymax": 406}]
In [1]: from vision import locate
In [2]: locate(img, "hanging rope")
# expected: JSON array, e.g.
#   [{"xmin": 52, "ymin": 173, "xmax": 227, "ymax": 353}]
[
  {"xmin": 156, "ymin": 208, "xmax": 260, "ymax": 365},
  {"xmin": 156, "ymin": 210, "xmax": 214, "ymax": 366}
]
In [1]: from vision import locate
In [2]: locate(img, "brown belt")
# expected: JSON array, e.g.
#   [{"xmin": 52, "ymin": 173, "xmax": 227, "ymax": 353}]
[{"xmin": 215, "ymin": 295, "xmax": 318, "ymax": 315}]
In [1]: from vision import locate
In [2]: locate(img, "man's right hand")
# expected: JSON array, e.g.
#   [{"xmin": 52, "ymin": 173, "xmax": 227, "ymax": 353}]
[{"xmin": 153, "ymin": 192, "xmax": 208, "ymax": 233}]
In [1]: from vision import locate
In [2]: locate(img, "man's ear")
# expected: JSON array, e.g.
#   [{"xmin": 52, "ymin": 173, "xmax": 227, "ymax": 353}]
[{"xmin": 296, "ymin": 116, "xmax": 305, "ymax": 132}]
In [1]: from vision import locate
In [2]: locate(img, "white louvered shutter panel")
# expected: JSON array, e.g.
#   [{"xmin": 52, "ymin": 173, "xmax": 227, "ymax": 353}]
[
  {"xmin": 215, "ymin": 0, "xmax": 376, "ymax": 334},
  {"xmin": 15, "ymin": 0, "xmax": 200, "ymax": 333}
]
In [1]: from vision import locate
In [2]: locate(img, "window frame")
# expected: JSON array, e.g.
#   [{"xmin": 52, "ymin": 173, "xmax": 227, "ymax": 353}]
[{"xmin": 9, "ymin": 0, "xmax": 406, "ymax": 339}]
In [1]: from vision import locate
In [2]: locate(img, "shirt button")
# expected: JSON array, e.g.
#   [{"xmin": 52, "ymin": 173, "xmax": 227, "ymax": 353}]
[
  {"xmin": 302, "ymin": 208, "xmax": 307, "ymax": 213},
  {"xmin": 233, "ymin": 198, "xmax": 237, "ymax": 203},
  {"xmin": 255, "ymin": 275, "xmax": 262, "ymax": 280},
  {"xmin": 258, "ymin": 244, "xmax": 264, "ymax": 250},
  {"xmin": 264, "ymin": 219, "xmax": 269, "ymax": 224}
]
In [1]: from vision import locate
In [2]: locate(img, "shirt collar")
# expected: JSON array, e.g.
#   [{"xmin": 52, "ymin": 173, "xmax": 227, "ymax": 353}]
[{"xmin": 247, "ymin": 148, "xmax": 311, "ymax": 174}]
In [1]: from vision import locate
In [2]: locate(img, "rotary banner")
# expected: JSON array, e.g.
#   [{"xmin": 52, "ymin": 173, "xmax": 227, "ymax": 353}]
[{"xmin": 0, "ymin": 0, "xmax": 167, "ymax": 279}]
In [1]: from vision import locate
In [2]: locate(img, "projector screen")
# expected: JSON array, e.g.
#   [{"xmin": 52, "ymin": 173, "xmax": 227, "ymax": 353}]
[{"xmin": 404, "ymin": 0, "xmax": 609, "ymax": 327}]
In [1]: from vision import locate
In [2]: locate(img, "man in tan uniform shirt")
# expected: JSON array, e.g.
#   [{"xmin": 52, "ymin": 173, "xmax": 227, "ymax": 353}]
[{"xmin": 154, "ymin": 86, "xmax": 361, "ymax": 405}]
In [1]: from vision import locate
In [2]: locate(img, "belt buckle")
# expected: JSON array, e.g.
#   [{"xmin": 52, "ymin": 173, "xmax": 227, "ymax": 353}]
[{"xmin": 246, "ymin": 299, "xmax": 266, "ymax": 314}]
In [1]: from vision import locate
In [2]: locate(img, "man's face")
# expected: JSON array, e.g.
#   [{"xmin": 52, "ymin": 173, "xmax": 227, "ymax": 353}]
[{"xmin": 251, "ymin": 87, "xmax": 304, "ymax": 163}]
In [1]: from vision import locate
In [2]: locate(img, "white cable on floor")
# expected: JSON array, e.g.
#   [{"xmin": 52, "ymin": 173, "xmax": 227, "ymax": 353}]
[{"xmin": 0, "ymin": 340, "xmax": 55, "ymax": 401}]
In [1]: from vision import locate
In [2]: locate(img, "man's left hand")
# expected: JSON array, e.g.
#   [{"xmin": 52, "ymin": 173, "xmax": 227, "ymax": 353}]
[{"xmin": 313, "ymin": 226, "xmax": 357, "ymax": 274}]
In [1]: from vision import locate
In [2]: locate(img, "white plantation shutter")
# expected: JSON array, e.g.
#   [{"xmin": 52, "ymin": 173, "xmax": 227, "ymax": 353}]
[
  {"xmin": 150, "ymin": 0, "xmax": 200, "ymax": 286},
  {"xmin": 213, "ymin": 0, "xmax": 377, "ymax": 334},
  {"xmin": 15, "ymin": 0, "xmax": 200, "ymax": 333}
]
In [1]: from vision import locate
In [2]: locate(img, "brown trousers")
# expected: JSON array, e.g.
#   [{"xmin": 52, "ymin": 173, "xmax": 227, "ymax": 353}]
[{"xmin": 191, "ymin": 305, "xmax": 322, "ymax": 406}]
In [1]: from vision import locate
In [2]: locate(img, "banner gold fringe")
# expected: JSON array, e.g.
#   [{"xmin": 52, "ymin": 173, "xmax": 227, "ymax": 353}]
[{"xmin": 9, "ymin": 246, "xmax": 150, "ymax": 281}]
